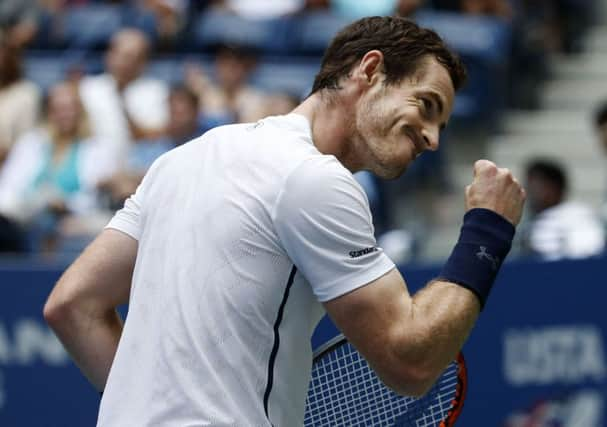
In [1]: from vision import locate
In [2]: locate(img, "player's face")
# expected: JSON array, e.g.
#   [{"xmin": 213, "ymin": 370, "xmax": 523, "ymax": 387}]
[{"xmin": 355, "ymin": 57, "xmax": 455, "ymax": 179}]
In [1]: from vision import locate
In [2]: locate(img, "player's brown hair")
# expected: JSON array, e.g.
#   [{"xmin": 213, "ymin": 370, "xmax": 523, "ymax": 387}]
[{"xmin": 311, "ymin": 16, "xmax": 466, "ymax": 94}]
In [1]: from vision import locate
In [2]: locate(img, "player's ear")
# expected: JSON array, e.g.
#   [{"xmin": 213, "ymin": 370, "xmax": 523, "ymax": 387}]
[{"xmin": 354, "ymin": 50, "xmax": 384, "ymax": 88}]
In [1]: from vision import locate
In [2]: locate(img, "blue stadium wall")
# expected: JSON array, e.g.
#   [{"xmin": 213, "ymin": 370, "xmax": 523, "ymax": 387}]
[{"xmin": 1, "ymin": 255, "xmax": 606, "ymax": 426}]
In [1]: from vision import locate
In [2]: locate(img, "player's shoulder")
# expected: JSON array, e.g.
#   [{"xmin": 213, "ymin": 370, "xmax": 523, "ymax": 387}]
[
  {"xmin": 253, "ymin": 114, "xmax": 361, "ymax": 191},
  {"xmin": 279, "ymin": 154, "xmax": 366, "ymax": 216},
  {"xmin": 289, "ymin": 154, "xmax": 354, "ymax": 186},
  {"xmin": 200, "ymin": 114, "xmax": 323, "ymax": 163},
  {"xmin": 262, "ymin": 115, "xmax": 348, "ymax": 167}
]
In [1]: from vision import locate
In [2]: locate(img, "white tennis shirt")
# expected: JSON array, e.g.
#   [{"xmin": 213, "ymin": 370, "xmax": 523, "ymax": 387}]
[{"xmin": 98, "ymin": 114, "xmax": 395, "ymax": 426}]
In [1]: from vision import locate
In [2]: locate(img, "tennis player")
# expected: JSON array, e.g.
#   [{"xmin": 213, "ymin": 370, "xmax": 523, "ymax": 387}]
[{"xmin": 44, "ymin": 16, "xmax": 525, "ymax": 426}]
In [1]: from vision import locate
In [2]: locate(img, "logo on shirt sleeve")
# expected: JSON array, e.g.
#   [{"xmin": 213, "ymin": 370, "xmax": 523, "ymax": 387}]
[{"xmin": 349, "ymin": 247, "xmax": 378, "ymax": 258}]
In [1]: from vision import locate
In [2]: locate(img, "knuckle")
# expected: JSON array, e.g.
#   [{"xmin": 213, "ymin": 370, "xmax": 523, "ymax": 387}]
[
  {"xmin": 475, "ymin": 159, "xmax": 494, "ymax": 171},
  {"xmin": 498, "ymin": 167, "xmax": 512, "ymax": 178}
]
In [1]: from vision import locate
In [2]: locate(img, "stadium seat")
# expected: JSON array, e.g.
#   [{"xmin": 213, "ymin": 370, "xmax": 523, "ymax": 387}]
[
  {"xmin": 146, "ymin": 56, "xmax": 209, "ymax": 85},
  {"xmin": 58, "ymin": 5, "xmax": 157, "ymax": 50},
  {"xmin": 60, "ymin": 5, "xmax": 125, "ymax": 49},
  {"xmin": 289, "ymin": 12, "xmax": 353, "ymax": 55},
  {"xmin": 24, "ymin": 51, "xmax": 104, "ymax": 92},
  {"xmin": 191, "ymin": 10, "xmax": 289, "ymax": 54},
  {"xmin": 250, "ymin": 58, "xmax": 321, "ymax": 97},
  {"xmin": 415, "ymin": 11, "xmax": 512, "ymax": 124},
  {"xmin": 415, "ymin": 11, "xmax": 511, "ymax": 65},
  {"xmin": 24, "ymin": 53, "xmax": 71, "ymax": 92}
]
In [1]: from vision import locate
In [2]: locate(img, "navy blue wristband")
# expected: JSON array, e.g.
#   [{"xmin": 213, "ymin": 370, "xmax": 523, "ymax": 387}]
[{"xmin": 439, "ymin": 208, "xmax": 515, "ymax": 309}]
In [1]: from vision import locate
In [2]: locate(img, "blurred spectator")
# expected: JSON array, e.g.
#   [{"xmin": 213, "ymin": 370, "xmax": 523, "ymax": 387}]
[
  {"xmin": 594, "ymin": 101, "xmax": 607, "ymax": 154},
  {"xmin": 329, "ymin": 0, "xmax": 397, "ymax": 19},
  {"xmin": 395, "ymin": 0, "xmax": 425, "ymax": 17},
  {"xmin": 185, "ymin": 43, "xmax": 267, "ymax": 123},
  {"xmin": 594, "ymin": 101, "xmax": 607, "ymax": 227},
  {"xmin": 302, "ymin": 0, "xmax": 423, "ymax": 18},
  {"xmin": 459, "ymin": 0, "xmax": 512, "ymax": 19},
  {"xmin": 302, "ymin": 0, "xmax": 330, "ymax": 11},
  {"xmin": 0, "ymin": 212, "xmax": 26, "ymax": 252},
  {"xmin": 138, "ymin": 0, "xmax": 189, "ymax": 46},
  {"xmin": 162, "ymin": 84, "xmax": 210, "ymax": 145},
  {"xmin": 211, "ymin": 0, "xmax": 303, "ymax": 19},
  {"xmin": 99, "ymin": 83, "xmax": 215, "ymax": 208},
  {"xmin": 432, "ymin": 0, "xmax": 511, "ymax": 18},
  {"xmin": 259, "ymin": 92, "xmax": 299, "ymax": 117},
  {"xmin": 0, "ymin": 0, "xmax": 40, "ymax": 48},
  {"xmin": 521, "ymin": 0, "xmax": 592, "ymax": 55},
  {"xmin": 79, "ymin": 28, "xmax": 169, "ymax": 160},
  {"xmin": 520, "ymin": 159, "xmax": 605, "ymax": 260},
  {"xmin": 0, "ymin": 82, "xmax": 118, "ymax": 252},
  {"xmin": 0, "ymin": 35, "xmax": 41, "ymax": 167}
]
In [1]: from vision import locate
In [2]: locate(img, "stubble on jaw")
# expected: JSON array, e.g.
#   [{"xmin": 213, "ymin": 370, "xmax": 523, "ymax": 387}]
[{"xmin": 353, "ymin": 89, "xmax": 409, "ymax": 180}]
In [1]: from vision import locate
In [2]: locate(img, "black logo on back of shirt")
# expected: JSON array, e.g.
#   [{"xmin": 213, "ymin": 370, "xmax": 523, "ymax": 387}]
[{"xmin": 349, "ymin": 247, "xmax": 378, "ymax": 258}]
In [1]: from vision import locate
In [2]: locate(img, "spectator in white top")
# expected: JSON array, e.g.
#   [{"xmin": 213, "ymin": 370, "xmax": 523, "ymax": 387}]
[
  {"xmin": 0, "ymin": 82, "xmax": 118, "ymax": 251},
  {"xmin": 79, "ymin": 28, "xmax": 169, "ymax": 161},
  {"xmin": 522, "ymin": 159, "xmax": 605, "ymax": 260},
  {"xmin": 0, "ymin": 34, "xmax": 41, "ymax": 168}
]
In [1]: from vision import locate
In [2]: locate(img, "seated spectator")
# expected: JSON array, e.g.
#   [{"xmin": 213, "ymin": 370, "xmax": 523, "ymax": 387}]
[
  {"xmin": 79, "ymin": 28, "xmax": 169, "ymax": 161},
  {"xmin": 302, "ymin": 0, "xmax": 330, "ymax": 11},
  {"xmin": 259, "ymin": 92, "xmax": 299, "ymax": 117},
  {"xmin": 459, "ymin": 0, "xmax": 512, "ymax": 19},
  {"xmin": 210, "ymin": 0, "xmax": 303, "ymax": 19},
  {"xmin": 0, "ymin": 0, "xmax": 40, "ymax": 48},
  {"xmin": 138, "ymin": 0, "xmax": 189, "ymax": 47},
  {"xmin": 0, "ymin": 82, "xmax": 118, "ymax": 252},
  {"xmin": 329, "ymin": 0, "xmax": 398, "ymax": 19},
  {"xmin": 595, "ymin": 101, "xmax": 607, "ymax": 154},
  {"xmin": 520, "ymin": 159, "xmax": 605, "ymax": 260},
  {"xmin": 99, "ymin": 83, "xmax": 222, "ymax": 208},
  {"xmin": 303, "ymin": 0, "xmax": 423, "ymax": 18},
  {"xmin": 0, "ymin": 34, "xmax": 41, "ymax": 167},
  {"xmin": 432, "ymin": 0, "xmax": 512, "ymax": 19},
  {"xmin": 185, "ymin": 43, "xmax": 268, "ymax": 123},
  {"xmin": 395, "ymin": 0, "xmax": 425, "ymax": 17},
  {"xmin": 594, "ymin": 101, "xmax": 607, "ymax": 227}
]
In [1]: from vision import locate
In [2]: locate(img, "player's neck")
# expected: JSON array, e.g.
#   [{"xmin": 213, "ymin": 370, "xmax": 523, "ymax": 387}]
[{"xmin": 292, "ymin": 92, "xmax": 363, "ymax": 173}]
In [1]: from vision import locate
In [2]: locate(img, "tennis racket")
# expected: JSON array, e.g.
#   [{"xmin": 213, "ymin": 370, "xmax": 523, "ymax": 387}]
[{"xmin": 303, "ymin": 334, "xmax": 467, "ymax": 426}]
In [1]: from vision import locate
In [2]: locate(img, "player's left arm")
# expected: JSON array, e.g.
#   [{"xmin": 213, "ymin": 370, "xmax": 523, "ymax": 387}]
[{"xmin": 43, "ymin": 229, "xmax": 137, "ymax": 392}]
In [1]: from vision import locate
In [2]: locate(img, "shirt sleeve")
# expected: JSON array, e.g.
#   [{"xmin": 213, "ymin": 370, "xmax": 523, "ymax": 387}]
[
  {"xmin": 105, "ymin": 157, "xmax": 160, "ymax": 240},
  {"xmin": 273, "ymin": 156, "xmax": 395, "ymax": 302}
]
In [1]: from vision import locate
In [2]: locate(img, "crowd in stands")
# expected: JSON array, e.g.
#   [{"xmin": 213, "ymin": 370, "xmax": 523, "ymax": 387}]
[
  {"xmin": 517, "ymin": 159, "xmax": 605, "ymax": 260},
  {"xmin": 0, "ymin": 0, "xmax": 603, "ymax": 261}
]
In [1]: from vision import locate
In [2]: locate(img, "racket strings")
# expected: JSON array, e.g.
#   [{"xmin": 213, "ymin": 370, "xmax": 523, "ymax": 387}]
[{"xmin": 304, "ymin": 341, "xmax": 460, "ymax": 427}]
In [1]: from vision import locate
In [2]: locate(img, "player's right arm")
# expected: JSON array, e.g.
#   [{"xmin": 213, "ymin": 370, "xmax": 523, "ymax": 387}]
[
  {"xmin": 43, "ymin": 229, "xmax": 136, "ymax": 391},
  {"xmin": 324, "ymin": 160, "xmax": 525, "ymax": 397},
  {"xmin": 44, "ymin": 157, "xmax": 154, "ymax": 392}
]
